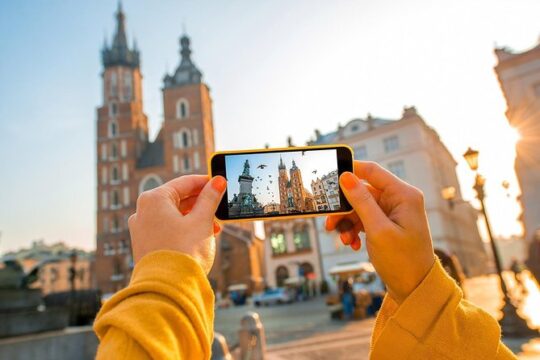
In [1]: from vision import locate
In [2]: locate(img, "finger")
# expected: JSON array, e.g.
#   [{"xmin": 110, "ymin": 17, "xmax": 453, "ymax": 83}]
[
  {"xmin": 161, "ymin": 175, "xmax": 210, "ymax": 203},
  {"xmin": 213, "ymin": 222, "xmax": 221, "ymax": 235},
  {"xmin": 340, "ymin": 231, "xmax": 355, "ymax": 245},
  {"xmin": 350, "ymin": 235, "xmax": 361, "ymax": 251},
  {"xmin": 326, "ymin": 212, "xmax": 360, "ymax": 231},
  {"xmin": 340, "ymin": 171, "xmax": 390, "ymax": 233},
  {"xmin": 190, "ymin": 176, "xmax": 227, "ymax": 222},
  {"xmin": 353, "ymin": 161, "xmax": 405, "ymax": 191}
]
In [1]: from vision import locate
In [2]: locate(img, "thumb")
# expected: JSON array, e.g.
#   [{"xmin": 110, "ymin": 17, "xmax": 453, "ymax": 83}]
[
  {"xmin": 340, "ymin": 172, "xmax": 389, "ymax": 233},
  {"xmin": 190, "ymin": 176, "xmax": 227, "ymax": 222}
]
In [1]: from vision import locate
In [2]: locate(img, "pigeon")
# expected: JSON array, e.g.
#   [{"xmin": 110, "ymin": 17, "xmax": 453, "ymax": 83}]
[
  {"xmin": 267, "ymin": 186, "xmax": 269, "ymax": 190},
  {"xmin": 302, "ymin": 151, "xmax": 306, "ymax": 156},
  {"xmin": 269, "ymin": 180, "xmax": 273, "ymax": 184},
  {"xmin": 257, "ymin": 164, "xmax": 267, "ymax": 169}
]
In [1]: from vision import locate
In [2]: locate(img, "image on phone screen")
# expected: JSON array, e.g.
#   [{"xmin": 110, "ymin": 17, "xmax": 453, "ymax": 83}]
[{"xmin": 222, "ymin": 148, "xmax": 346, "ymax": 219}]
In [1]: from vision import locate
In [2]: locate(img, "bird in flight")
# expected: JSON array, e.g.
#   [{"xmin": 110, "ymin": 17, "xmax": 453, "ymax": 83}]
[
  {"xmin": 312, "ymin": 170, "xmax": 317, "ymax": 174},
  {"xmin": 257, "ymin": 164, "xmax": 267, "ymax": 169}
]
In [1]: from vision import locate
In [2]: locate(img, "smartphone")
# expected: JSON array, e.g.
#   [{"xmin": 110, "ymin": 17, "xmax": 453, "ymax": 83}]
[{"xmin": 209, "ymin": 145, "xmax": 354, "ymax": 221}]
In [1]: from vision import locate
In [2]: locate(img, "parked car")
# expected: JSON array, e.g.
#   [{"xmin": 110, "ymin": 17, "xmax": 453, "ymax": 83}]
[{"xmin": 253, "ymin": 288, "xmax": 293, "ymax": 307}]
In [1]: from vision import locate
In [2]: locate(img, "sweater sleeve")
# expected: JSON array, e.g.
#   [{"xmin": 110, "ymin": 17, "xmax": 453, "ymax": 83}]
[
  {"xmin": 94, "ymin": 250, "xmax": 215, "ymax": 360},
  {"xmin": 370, "ymin": 260, "xmax": 517, "ymax": 360}
]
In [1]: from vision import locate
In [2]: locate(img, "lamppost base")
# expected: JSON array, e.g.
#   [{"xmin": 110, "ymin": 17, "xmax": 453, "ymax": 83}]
[{"xmin": 499, "ymin": 301, "xmax": 539, "ymax": 338}]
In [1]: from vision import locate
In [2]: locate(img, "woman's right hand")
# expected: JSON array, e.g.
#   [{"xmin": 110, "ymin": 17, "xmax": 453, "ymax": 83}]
[{"xmin": 326, "ymin": 161, "xmax": 436, "ymax": 304}]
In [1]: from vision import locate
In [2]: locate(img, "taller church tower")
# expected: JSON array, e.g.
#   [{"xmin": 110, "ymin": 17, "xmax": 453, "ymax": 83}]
[{"xmin": 96, "ymin": 3, "xmax": 148, "ymax": 293}]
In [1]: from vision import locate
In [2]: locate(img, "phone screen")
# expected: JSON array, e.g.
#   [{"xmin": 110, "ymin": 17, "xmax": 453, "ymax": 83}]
[{"xmin": 211, "ymin": 146, "xmax": 353, "ymax": 221}]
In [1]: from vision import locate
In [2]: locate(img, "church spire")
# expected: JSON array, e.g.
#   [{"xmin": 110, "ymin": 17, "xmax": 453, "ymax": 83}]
[
  {"xmin": 163, "ymin": 33, "xmax": 202, "ymax": 88},
  {"xmin": 102, "ymin": 2, "xmax": 140, "ymax": 68},
  {"xmin": 279, "ymin": 156, "xmax": 286, "ymax": 170}
]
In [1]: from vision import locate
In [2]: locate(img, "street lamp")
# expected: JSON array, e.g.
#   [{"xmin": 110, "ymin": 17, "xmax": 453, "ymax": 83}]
[{"xmin": 462, "ymin": 147, "xmax": 536, "ymax": 337}]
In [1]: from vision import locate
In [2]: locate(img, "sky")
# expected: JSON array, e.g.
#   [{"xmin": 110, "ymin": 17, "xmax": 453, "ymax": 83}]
[
  {"xmin": 225, "ymin": 149, "xmax": 338, "ymax": 205},
  {"xmin": 0, "ymin": 0, "xmax": 537, "ymax": 253}
]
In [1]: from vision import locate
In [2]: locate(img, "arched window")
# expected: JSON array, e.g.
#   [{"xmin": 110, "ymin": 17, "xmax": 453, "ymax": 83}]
[
  {"xmin": 182, "ymin": 131, "xmax": 189, "ymax": 148},
  {"xmin": 275, "ymin": 266, "xmax": 289, "ymax": 287},
  {"xmin": 111, "ymin": 165, "xmax": 119, "ymax": 182},
  {"xmin": 293, "ymin": 225, "xmax": 311, "ymax": 251},
  {"xmin": 112, "ymin": 216, "xmax": 120, "ymax": 233},
  {"xmin": 109, "ymin": 121, "xmax": 118, "ymax": 137},
  {"xmin": 139, "ymin": 174, "xmax": 163, "ymax": 194},
  {"xmin": 110, "ymin": 72, "xmax": 117, "ymax": 97},
  {"xmin": 111, "ymin": 143, "xmax": 118, "ymax": 159},
  {"xmin": 299, "ymin": 262, "xmax": 314, "ymax": 278},
  {"xmin": 176, "ymin": 99, "xmax": 189, "ymax": 119},
  {"xmin": 112, "ymin": 190, "xmax": 120, "ymax": 208},
  {"xmin": 270, "ymin": 231, "xmax": 287, "ymax": 255}
]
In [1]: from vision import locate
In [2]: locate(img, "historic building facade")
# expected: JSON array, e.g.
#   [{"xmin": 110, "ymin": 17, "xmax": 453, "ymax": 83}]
[
  {"xmin": 494, "ymin": 41, "xmax": 540, "ymax": 248},
  {"xmin": 310, "ymin": 107, "xmax": 489, "ymax": 287},
  {"xmin": 95, "ymin": 5, "xmax": 263, "ymax": 295}
]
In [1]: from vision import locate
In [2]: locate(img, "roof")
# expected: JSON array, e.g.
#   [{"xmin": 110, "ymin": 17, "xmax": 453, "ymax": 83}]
[
  {"xmin": 309, "ymin": 116, "xmax": 395, "ymax": 145},
  {"xmin": 136, "ymin": 140, "xmax": 164, "ymax": 169},
  {"xmin": 329, "ymin": 262, "xmax": 375, "ymax": 276},
  {"xmin": 102, "ymin": 3, "xmax": 140, "ymax": 69},
  {"xmin": 163, "ymin": 35, "xmax": 203, "ymax": 88}
]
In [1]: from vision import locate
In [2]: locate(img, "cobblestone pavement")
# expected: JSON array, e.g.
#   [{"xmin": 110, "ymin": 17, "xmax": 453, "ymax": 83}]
[{"xmin": 214, "ymin": 271, "xmax": 540, "ymax": 359}]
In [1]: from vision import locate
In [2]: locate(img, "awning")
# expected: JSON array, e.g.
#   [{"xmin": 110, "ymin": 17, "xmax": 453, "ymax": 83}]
[
  {"xmin": 329, "ymin": 262, "xmax": 375, "ymax": 276},
  {"xmin": 227, "ymin": 284, "xmax": 248, "ymax": 291}
]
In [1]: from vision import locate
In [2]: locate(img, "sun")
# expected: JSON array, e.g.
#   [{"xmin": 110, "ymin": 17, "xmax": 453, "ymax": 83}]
[{"xmin": 508, "ymin": 126, "xmax": 522, "ymax": 147}]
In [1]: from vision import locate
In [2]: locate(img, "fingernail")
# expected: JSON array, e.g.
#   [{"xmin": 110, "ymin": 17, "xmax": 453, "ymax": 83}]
[
  {"xmin": 340, "ymin": 172, "xmax": 359, "ymax": 190},
  {"xmin": 211, "ymin": 176, "xmax": 227, "ymax": 192},
  {"xmin": 213, "ymin": 222, "xmax": 221, "ymax": 234}
]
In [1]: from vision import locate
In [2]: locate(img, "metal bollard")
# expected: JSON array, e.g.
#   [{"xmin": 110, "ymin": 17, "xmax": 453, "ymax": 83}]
[
  {"xmin": 238, "ymin": 311, "xmax": 266, "ymax": 360},
  {"xmin": 211, "ymin": 332, "xmax": 233, "ymax": 360}
]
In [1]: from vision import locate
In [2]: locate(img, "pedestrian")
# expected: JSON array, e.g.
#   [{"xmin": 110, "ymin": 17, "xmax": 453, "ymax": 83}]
[
  {"xmin": 510, "ymin": 257, "xmax": 523, "ymax": 288},
  {"xmin": 340, "ymin": 279, "xmax": 355, "ymax": 320},
  {"xmin": 94, "ymin": 162, "xmax": 517, "ymax": 359}
]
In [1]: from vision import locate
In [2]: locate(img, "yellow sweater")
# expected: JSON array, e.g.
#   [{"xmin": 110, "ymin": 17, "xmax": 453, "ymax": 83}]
[{"xmin": 94, "ymin": 251, "xmax": 517, "ymax": 359}]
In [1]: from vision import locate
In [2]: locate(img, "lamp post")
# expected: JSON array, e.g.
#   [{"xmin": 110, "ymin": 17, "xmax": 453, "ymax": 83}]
[{"xmin": 462, "ymin": 147, "xmax": 536, "ymax": 337}]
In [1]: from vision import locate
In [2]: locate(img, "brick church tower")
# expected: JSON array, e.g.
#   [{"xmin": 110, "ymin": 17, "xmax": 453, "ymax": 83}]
[
  {"xmin": 96, "ymin": 3, "xmax": 148, "ymax": 294},
  {"xmin": 96, "ymin": 4, "xmax": 264, "ymax": 297}
]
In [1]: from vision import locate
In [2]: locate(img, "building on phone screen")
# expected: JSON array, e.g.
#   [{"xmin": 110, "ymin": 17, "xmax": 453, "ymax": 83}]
[{"xmin": 95, "ymin": 4, "xmax": 264, "ymax": 297}]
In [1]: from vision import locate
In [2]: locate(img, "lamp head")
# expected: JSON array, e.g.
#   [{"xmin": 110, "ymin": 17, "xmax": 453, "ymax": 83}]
[{"xmin": 463, "ymin": 147, "xmax": 479, "ymax": 171}]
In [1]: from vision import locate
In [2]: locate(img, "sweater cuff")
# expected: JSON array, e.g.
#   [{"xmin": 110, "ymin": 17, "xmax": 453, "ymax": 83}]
[{"xmin": 371, "ymin": 260, "xmax": 458, "ymax": 356}]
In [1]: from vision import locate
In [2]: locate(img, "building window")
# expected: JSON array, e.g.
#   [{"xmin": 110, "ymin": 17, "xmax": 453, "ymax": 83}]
[
  {"xmin": 121, "ymin": 140, "xmax": 127, "ymax": 157},
  {"xmin": 103, "ymin": 217, "xmax": 109, "ymax": 233},
  {"xmin": 193, "ymin": 151, "xmax": 200, "ymax": 170},
  {"xmin": 101, "ymin": 167, "xmax": 108, "ymax": 185},
  {"xmin": 176, "ymin": 99, "xmax": 189, "ymax": 119},
  {"xmin": 388, "ymin": 160, "xmax": 406, "ymax": 179},
  {"xmin": 173, "ymin": 155, "xmax": 179, "ymax": 173},
  {"xmin": 111, "ymin": 143, "xmax": 118, "ymax": 160},
  {"xmin": 101, "ymin": 143, "xmax": 107, "ymax": 161},
  {"xmin": 270, "ymin": 232, "xmax": 287, "ymax": 255},
  {"xmin": 101, "ymin": 191, "xmax": 108, "ymax": 209},
  {"xmin": 111, "ymin": 190, "xmax": 120, "ymax": 208},
  {"xmin": 119, "ymin": 239, "xmax": 129, "ymax": 254},
  {"xmin": 182, "ymin": 132, "xmax": 189, "ymax": 148},
  {"xmin": 104, "ymin": 241, "xmax": 115, "ymax": 256},
  {"xmin": 173, "ymin": 129, "xmax": 191, "ymax": 149},
  {"xmin": 111, "ymin": 165, "xmax": 120, "ymax": 183},
  {"xmin": 139, "ymin": 174, "xmax": 163, "ymax": 194},
  {"xmin": 111, "ymin": 216, "xmax": 121, "ymax": 233},
  {"xmin": 109, "ymin": 103, "xmax": 118, "ymax": 117},
  {"xmin": 109, "ymin": 121, "xmax": 118, "ymax": 138},
  {"xmin": 354, "ymin": 145, "xmax": 368, "ymax": 160},
  {"xmin": 122, "ymin": 163, "xmax": 128, "ymax": 181},
  {"xmin": 183, "ymin": 155, "xmax": 190, "ymax": 172},
  {"xmin": 123, "ymin": 187, "xmax": 130, "ymax": 206},
  {"xmin": 293, "ymin": 226, "xmax": 311, "ymax": 251},
  {"xmin": 383, "ymin": 135, "xmax": 399, "ymax": 153}
]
